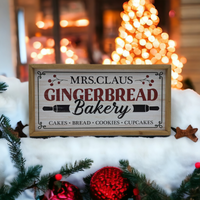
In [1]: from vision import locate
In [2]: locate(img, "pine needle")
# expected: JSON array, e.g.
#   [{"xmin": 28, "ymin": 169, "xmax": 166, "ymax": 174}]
[{"xmin": 0, "ymin": 82, "xmax": 8, "ymax": 93}]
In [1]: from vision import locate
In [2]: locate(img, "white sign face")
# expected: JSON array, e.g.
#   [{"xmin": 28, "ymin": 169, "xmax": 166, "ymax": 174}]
[{"xmin": 32, "ymin": 66, "xmax": 169, "ymax": 135}]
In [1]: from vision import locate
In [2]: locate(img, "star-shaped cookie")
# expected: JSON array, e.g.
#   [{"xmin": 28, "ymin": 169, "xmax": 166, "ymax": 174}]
[{"xmin": 175, "ymin": 125, "xmax": 198, "ymax": 142}]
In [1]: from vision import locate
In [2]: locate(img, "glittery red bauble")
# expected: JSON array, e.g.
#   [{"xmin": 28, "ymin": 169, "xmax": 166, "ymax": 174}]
[
  {"xmin": 195, "ymin": 162, "xmax": 200, "ymax": 169},
  {"xmin": 133, "ymin": 188, "xmax": 139, "ymax": 196},
  {"xmin": 42, "ymin": 181, "xmax": 82, "ymax": 200},
  {"xmin": 90, "ymin": 167, "xmax": 129, "ymax": 200},
  {"xmin": 55, "ymin": 174, "xmax": 62, "ymax": 181}
]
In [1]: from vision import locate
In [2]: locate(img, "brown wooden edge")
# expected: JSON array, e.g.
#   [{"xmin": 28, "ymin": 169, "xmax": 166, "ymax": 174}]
[
  {"xmin": 29, "ymin": 64, "xmax": 171, "ymax": 137},
  {"xmin": 29, "ymin": 64, "xmax": 35, "ymax": 136},
  {"xmin": 165, "ymin": 65, "xmax": 171, "ymax": 135}
]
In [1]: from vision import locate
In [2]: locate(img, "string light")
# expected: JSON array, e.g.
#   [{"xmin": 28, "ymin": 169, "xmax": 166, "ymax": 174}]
[
  {"xmin": 60, "ymin": 20, "xmax": 68, "ymax": 27},
  {"xmin": 75, "ymin": 19, "xmax": 89, "ymax": 27},
  {"xmin": 60, "ymin": 46, "xmax": 67, "ymax": 53},
  {"xmin": 36, "ymin": 21, "xmax": 45, "ymax": 28},
  {"xmin": 105, "ymin": 0, "xmax": 186, "ymax": 89},
  {"xmin": 65, "ymin": 58, "xmax": 75, "ymax": 64},
  {"xmin": 103, "ymin": 58, "xmax": 111, "ymax": 64},
  {"xmin": 33, "ymin": 41, "xmax": 42, "ymax": 49},
  {"xmin": 30, "ymin": 52, "xmax": 37, "ymax": 58},
  {"xmin": 66, "ymin": 50, "xmax": 74, "ymax": 57}
]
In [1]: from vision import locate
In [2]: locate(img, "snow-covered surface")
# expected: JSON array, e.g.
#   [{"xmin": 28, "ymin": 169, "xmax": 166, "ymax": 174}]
[{"xmin": 0, "ymin": 75, "xmax": 200, "ymax": 200}]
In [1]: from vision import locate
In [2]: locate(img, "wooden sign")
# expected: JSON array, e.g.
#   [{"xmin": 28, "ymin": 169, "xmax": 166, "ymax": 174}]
[{"xmin": 29, "ymin": 64, "xmax": 171, "ymax": 137}]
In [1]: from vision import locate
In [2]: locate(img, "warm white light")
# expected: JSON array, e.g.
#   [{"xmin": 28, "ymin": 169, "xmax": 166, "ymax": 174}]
[
  {"xmin": 125, "ymin": 44, "xmax": 132, "ymax": 51},
  {"xmin": 116, "ymin": 47, "xmax": 123, "ymax": 55},
  {"xmin": 150, "ymin": 48, "xmax": 157, "ymax": 55},
  {"xmin": 148, "ymin": 35, "xmax": 155, "ymax": 42},
  {"xmin": 171, "ymin": 53, "xmax": 178, "ymax": 60},
  {"xmin": 33, "ymin": 41, "xmax": 42, "ymax": 49},
  {"xmin": 123, "ymin": 50, "xmax": 130, "ymax": 57},
  {"xmin": 153, "ymin": 40, "xmax": 160, "ymax": 48},
  {"xmin": 150, "ymin": 7, "xmax": 157, "ymax": 14},
  {"xmin": 173, "ymin": 59, "xmax": 180, "ymax": 66},
  {"xmin": 142, "ymin": 52, "xmax": 149, "ymax": 59},
  {"xmin": 178, "ymin": 62, "xmax": 183, "ymax": 68},
  {"xmin": 65, "ymin": 58, "xmax": 75, "ymax": 64},
  {"xmin": 112, "ymin": 53, "xmax": 120, "ymax": 62},
  {"xmin": 125, "ymin": 35, "xmax": 133, "ymax": 43},
  {"xmin": 133, "ymin": 21, "xmax": 140, "ymax": 28},
  {"xmin": 123, "ymin": 14, "xmax": 130, "ymax": 22},
  {"xmin": 151, "ymin": 14, "xmax": 157, "ymax": 21},
  {"xmin": 160, "ymin": 43, "xmax": 166, "ymax": 50},
  {"xmin": 41, "ymin": 48, "xmax": 47, "ymax": 55},
  {"xmin": 75, "ymin": 19, "xmax": 89, "ymax": 27},
  {"xmin": 37, "ymin": 53, "xmax": 43, "ymax": 59},
  {"xmin": 66, "ymin": 50, "xmax": 74, "ymax": 57},
  {"xmin": 161, "ymin": 56, "xmax": 169, "ymax": 63},
  {"xmin": 120, "ymin": 31, "xmax": 128, "ymax": 39},
  {"xmin": 146, "ymin": 42, "xmax": 153, "ymax": 49},
  {"xmin": 116, "ymin": 37, "xmax": 125, "ymax": 47},
  {"xmin": 36, "ymin": 21, "xmax": 45, "ymax": 28},
  {"xmin": 144, "ymin": 30, "xmax": 151, "ymax": 37},
  {"xmin": 103, "ymin": 58, "xmax": 111, "ymax": 64},
  {"xmin": 60, "ymin": 38, "xmax": 69, "ymax": 46},
  {"xmin": 60, "ymin": 20, "xmax": 68, "ymax": 27},
  {"xmin": 47, "ymin": 38, "xmax": 55, "ymax": 47},
  {"xmin": 128, "ymin": 11, "xmax": 135, "ymax": 18},
  {"xmin": 136, "ymin": 58, "xmax": 143, "ymax": 64},
  {"xmin": 168, "ymin": 40, "xmax": 176, "ymax": 47},
  {"xmin": 60, "ymin": 46, "xmax": 67, "ymax": 53},
  {"xmin": 139, "ymin": 39, "xmax": 146, "ymax": 46},
  {"xmin": 147, "ymin": 20, "xmax": 153, "ymax": 26},
  {"xmin": 155, "ymin": 53, "xmax": 161, "ymax": 60},
  {"xmin": 125, "ymin": 24, "xmax": 133, "ymax": 31},
  {"xmin": 172, "ymin": 72, "xmax": 179, "ymax": 79},
  {"xmin": 142, "ymin": 16, "xmax": 148, "ymax": 23},
  {"xmin": 161, "ymin": 33, "xmax": 169, "ymax": 40},
  {"xmin": 30, "ymin": 52, "xmax": 37, "ymax": 58},
  {"xmin": 145, "ymin": 60, "xmax": 152, "ymax": 64}
]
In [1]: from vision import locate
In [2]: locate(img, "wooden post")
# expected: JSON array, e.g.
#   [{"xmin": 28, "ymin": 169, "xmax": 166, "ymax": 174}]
[
  {"xmin": 86, "ymin": 0, "xmax": 95, "ymax": 64},
  {"xmin": 52, "ymin": 0, "xmax": 61, "ymax": 63}
]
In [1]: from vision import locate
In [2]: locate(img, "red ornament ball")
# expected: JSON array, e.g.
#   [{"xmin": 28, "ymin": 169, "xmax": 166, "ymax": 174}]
[
  {"xmin": 42, "ymin": 181, "xmax": 82, "ymax": 200},
  {"xmin": 90, "ymin": 167, "xmax": 129, "ymax": 200},
  {"xmin": 133, "ymin": 188, "xmax": 139, "ymax": 196},
  {"xmin": 55, "ymin": 174, "xmax": 62, "ymax": 181},
  {"xmin": 195, "ymin": 162, "xmax": 200, "ymax": 169}
]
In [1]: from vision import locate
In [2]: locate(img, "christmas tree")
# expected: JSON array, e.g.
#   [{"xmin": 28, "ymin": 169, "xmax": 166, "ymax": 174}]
[{"xmin": 103, "ymin": 0, "xmax": 184, "ymax": 89}]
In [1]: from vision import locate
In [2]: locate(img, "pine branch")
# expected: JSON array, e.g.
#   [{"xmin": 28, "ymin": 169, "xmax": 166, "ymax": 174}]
[
  {"xmin": 36, "ymin": 174, "xmax": 54, "ymax": 192},
  {"xmin": 60, "ymin": 158, "xmax": 93, "ymax": 177},
  {"xmin": 0, "ymin": 82, "xmax": 8, "ymax": 93},
  {"xmin": 190, "ymin": 168, "xmax": 200, "ymax": 188},
  {"xmin": 0, "ymin": 184, "xmax": 10, "ymax": 200},
  {"xmin": 170, "ymin": 175, "xmax": 191, "ymax": 200},
  {"xmin": 31, "ymin": 159, "xmax": 93, "ymax": 195},
  {"xmin": 83, "ymin": 173, "xmax": 93, "ymax": 186},
  {"xmin": 8, "ymin": 165, "xmax": 42, "ymax": 198},
  {"xmin": 82, "ymin": 174, "xmax": 93, "ymax": 200},
  {"xmin": 0, "ymin": 115, "xmax": 26, "ymax": 172},
  {"xmin": 119, "ymin": 160, "xmax": 169, "ymax": 200}
]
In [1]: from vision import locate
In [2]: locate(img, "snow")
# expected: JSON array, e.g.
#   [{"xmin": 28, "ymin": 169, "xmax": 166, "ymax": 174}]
[{"xmin": 0, "ymin": 75, "xmax": 200, "ymax": 200}]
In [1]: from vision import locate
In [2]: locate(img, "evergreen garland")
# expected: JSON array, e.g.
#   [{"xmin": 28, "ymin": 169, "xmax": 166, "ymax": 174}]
[
  {"xmin": 119, "ymin": 160, "xmax": 169, "ymax": 200},
  {"xmin": 1, "ymin": 114, "xmax": 200, "ymax": 200},
  {"xmin": 0, "ymin": 114, "xmax": 93, "ymax": 200},
  {"xmin": 119, "ymin": 160, "xmax": 200, "ymax": 200}
]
